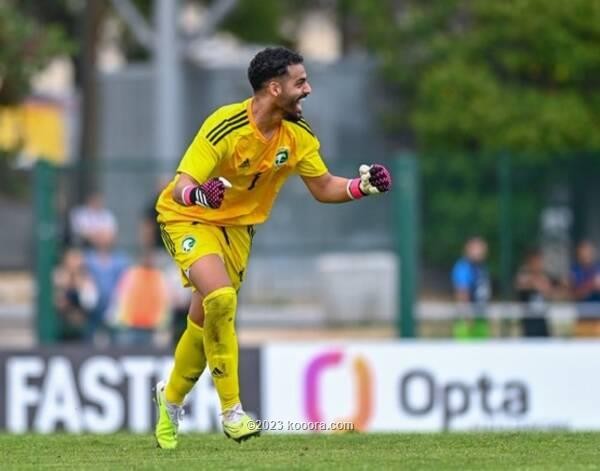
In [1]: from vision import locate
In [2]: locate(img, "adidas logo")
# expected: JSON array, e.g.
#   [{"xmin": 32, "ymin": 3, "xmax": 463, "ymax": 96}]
[
  {"xmin": 239, "ymin": 158, "xmax": 250, "ymax": 168},
  {"xmin": 211, "ymin": 367, "xmax": 225, "ymax": 378},
  {"xmin": 183, "ymin": 374, "xmax": 200, "ymax": 383}
]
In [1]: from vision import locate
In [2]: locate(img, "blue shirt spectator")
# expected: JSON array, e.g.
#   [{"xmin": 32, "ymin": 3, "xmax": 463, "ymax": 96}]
[
  {"xmin": 452, "ymin": 237, "xmax": 491, "ymax": 318},
  {"xmin": 452, "ymin": 237, "xmax": 491, "ymax": 340},
  {"xmin": 86, "ymin": 250, "xmax": 129, "ymax": 318},
  {"xmin": 83, "ymin": 228, "xmax": 130, "ymax": 340},
  {"xmin": 452, "ymin": 258, "xmax": 491, "ymax": 305},
  {"xmin": 570, "ymin": 241, "xmax": 600, "ymax": 321},
  {"xmin": 571, "ymin": 263, "xmax": 600, "ymax": 303}
]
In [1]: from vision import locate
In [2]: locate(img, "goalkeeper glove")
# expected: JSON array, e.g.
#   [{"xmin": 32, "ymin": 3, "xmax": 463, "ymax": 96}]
[
  {"xmin": 181, "ymin": 177, "xmax": 232, "ymax": 209},
  {"xmin": 346, "ymin": 164, "xmax": 392, "ymax": 200}
]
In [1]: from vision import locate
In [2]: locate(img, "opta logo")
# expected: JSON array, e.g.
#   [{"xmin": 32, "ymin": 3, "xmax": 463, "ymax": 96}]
[{"xmin": 304, "ymin": 351, "xmax": 373, "ymax": 431}]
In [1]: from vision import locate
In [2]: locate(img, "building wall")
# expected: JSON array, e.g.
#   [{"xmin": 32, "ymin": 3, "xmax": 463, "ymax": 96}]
[{"xmin": 96, "ymin": 57, "xmax": 393, "ymax": 256}]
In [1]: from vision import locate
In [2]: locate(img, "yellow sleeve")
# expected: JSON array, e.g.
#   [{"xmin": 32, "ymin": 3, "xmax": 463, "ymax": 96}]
[
  {"xmin": 295, "ymin": 129, "xmax": 328, "ymax": 178},
  {"xmin": 177, "ymin": 115, "xmax": 228, "ymax": 182}
]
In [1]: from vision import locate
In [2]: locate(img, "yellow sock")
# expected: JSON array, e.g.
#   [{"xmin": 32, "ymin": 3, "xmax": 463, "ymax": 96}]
[
  {"xmin": 165, "ymin": 316, "xmax": 207, "ymax": 405},
  {"xmin": 202, "ymin": 286, "xmax": 240, "ymax": 411}
]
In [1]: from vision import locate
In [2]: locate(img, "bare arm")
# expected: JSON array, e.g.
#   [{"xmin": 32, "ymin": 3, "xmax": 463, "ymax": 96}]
[
  {"xmin": 301, "ymin": 172, "xmax": 352, "ymax": 203},
  {"xmin": 172, "ymin": 172, "xmax": 231, "ymax": 209},
  {"xmin": 302, "ymin": 164, "xmax": 392, "ymax": 203},
  {"xmin": 172, "ymin": 173, "xmax": 200, "ymax": 205}
]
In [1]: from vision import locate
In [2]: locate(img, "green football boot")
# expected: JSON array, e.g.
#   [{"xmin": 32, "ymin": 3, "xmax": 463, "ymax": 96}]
[
  {"xmin": 154, "ymin": 380, "xmax": 184, "ymax": 449},
  {"xmin": 222, "ymin": 404, "xmax": 261, "ymax": 443}
]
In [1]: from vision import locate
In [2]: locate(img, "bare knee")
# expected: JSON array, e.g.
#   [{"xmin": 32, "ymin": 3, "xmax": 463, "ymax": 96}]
[
  {"xmin": 188, "ymin": 292, "xmax": 205, "ymax": 327},
  {"xmin": 188, "ymin": 254, "xmax": 233, "ymax": 298},
  {"xmin": 187, "ymin": 255, "xmax": 235, "ymax": 326}
]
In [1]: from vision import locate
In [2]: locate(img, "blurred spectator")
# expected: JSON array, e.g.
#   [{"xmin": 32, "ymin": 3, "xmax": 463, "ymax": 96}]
[
  {"xmin": 165, "ymin": 263, "xmax": 192, "ymax": 346},
  {"xmin": 53, "ymin": 248, "xmax": 98, "ymax": 342},
  {"xmin": 140, "ymin": 204, "xmax": 162, "ymax": 253},
  {"xmin": 140, "ymin": 177, "xmax": 171, "ymax": 254},
  {"xmin": 139, "ymin": 179, "xmax": 191, "ymax": 344},
  {"xmin": 69, "ymin": 192, "xmax": 117, "ymax": 248},
  {"xmin": 107, "ymin": 251, "xmax": 171, "ymax": 346},
  {"xmin": 515, "ymin": 248, "xmax": 556, "ymax": 337},
  {"xmin": 570, "ymin": 240, "xmax": 600, "ymax": 337},
  {"xmin": 84, "ymin": 226, "xmax": 130, "ymax": 341},
  {"xmin": 451, "ymin": 237, "xmax": 491, "ymax": 339}
]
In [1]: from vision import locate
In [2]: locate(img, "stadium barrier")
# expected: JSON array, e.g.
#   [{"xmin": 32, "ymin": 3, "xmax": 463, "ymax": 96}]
[
  {"xmin": 0, "ymin": 347, "xmax": 260, "ymax": 433},
  {"xmin": 262, "ymin": 340, "xmax": 600, "ymax": 432},
  {"xmin": 3, "ymin": 300, "xmax": 597, "ymax": 347},
  {"xmin": 3, "ymin": 341, "xmax": 600, "ymax": 433}
]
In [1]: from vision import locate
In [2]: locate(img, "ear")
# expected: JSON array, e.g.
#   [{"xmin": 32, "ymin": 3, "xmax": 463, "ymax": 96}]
[{"xmin": 267, "ymin": 80, "xmax": 282, "ymax": 97}]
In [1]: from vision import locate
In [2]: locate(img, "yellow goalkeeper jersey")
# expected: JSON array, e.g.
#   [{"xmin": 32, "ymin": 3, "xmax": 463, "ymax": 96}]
[{"xmin": 156, "ymin": 98, "xmax": 328, "ymax": 226}]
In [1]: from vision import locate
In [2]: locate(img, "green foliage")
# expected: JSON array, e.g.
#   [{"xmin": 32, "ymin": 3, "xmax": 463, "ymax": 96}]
[
  {"xmin": 115, "ymin": 0, "xmax": 152, "ymax": 61},
  {"xmin": 351, "ymin": 0, "xmax": 600, "ymax": 270},
  {"xmin": 221, "ymin": 0, "xmax": 289, "ymax": 45},
  {"xmin": 0, "ymin": 2, "xmax": 73, "ymax": 199},
  {"xmin": 354, "ymin": 0, "xmax": 600, "ymax": 153},
  {"xmin": 0, "ymin": 2, "xmax": 74, "ymax": 105}
]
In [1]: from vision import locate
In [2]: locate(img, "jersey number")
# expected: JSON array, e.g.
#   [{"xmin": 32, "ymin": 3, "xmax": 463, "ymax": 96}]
[{"xmin": 248, "ymin": 173, "xmax": 262, "ymax": 190}]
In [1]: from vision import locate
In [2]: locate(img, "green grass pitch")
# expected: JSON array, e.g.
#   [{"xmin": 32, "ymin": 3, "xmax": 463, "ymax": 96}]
[{"xmin": 2, "ymin": 432, "xmax": 600, "ymax": 470}]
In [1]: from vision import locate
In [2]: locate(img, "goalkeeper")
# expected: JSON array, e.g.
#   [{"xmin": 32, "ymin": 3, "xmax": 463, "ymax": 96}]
[{"xmin": 154, "ymin": 47, "xmax": 392, "ymax": 449}]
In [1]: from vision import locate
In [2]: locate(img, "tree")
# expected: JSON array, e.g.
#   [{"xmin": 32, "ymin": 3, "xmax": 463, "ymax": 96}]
[
  {"xmin": 0, "ymin": 2, "xmax": 72, "ymax": 198},
  {"xmin": 221, "ymin": 0, "xmax": 288, "ymax": 44},
  {"xmin": 351, "ymin": 0, "xmax": 600, "ymax": 275},
  {"xmin": 0, "ymin": 2, "xmax": 72, "ymax": 106}
]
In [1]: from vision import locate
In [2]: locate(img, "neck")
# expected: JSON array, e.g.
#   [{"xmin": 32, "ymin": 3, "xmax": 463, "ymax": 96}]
[{"xmin": 251, "ymin": 94, "xmax": 283, "ymax": 138}]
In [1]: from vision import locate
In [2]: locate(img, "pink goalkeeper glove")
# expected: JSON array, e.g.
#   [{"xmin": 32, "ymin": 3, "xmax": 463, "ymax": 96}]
[
  {"xmin": 181, "ymin": 177, "xmax": 232, "ymax": 209},
  {"xmin": 346, "ymin": 164, "xmax": 392, "ymax": 200}
]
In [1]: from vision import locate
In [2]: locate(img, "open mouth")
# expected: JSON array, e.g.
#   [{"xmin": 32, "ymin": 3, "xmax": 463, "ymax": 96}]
[{"xmin": 295, "ymin": 95, "xmax": 307, "ymax": 114}]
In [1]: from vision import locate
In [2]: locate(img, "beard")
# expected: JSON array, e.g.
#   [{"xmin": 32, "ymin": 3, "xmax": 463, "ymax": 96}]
[{"xmin": 282, "ymin": 93, "xmax": 308, "ymax": 121}]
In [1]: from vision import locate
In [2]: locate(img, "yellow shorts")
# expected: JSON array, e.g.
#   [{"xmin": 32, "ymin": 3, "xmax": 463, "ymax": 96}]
[{"xmin": 159, "ymin": 222, "xmax": 255, "ymax": 291}]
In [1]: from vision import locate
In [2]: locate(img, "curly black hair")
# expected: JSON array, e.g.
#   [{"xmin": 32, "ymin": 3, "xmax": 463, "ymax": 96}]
[{"xmin": 247, "ymin": 47, "xmax": 304, "ymax": 92}]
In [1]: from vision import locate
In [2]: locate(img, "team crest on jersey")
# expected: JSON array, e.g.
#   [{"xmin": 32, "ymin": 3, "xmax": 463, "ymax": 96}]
[
  {"xmin": 274, "ymin": 147, "xmax": 289, "ymax": 168},
  {"xmin": 181, "ymin": 236, "xmax": 196, "ymax": 253}
]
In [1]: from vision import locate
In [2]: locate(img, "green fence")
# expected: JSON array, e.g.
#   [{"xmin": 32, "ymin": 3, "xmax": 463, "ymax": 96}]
[
  {"xmin": 31, "ymin": 152, "xmax": 600, "ymax": 342},
  {"xmin": 34, "ymin": 161, "xmax": 58, "ymax": 344}
]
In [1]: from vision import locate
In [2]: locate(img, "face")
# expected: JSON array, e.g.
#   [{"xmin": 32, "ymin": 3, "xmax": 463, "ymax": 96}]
[
  {"xmin": 92, "ymin": 228, "xmax": 116, "ymax": 250},
  {"xmin": 528, "ymin": 254, "xmax": 544, "ymax": 272},
  {"xmin": 466, "ymin": 238, "xmax": 487, "ymax": 263},
  {"xmin": 269, "ymin": 63, "xmax": 312, "ymax": 121},
  {"xmin": 577, "ymin": 242, "xmax": 597, "ymax": 266},
  {"xmin": 87, "ymin": 193, "xmax": 104, "ymax": 209},
  {"xmin": 64, "ymin": 249, "xmax": 84, "ymax": 271}
]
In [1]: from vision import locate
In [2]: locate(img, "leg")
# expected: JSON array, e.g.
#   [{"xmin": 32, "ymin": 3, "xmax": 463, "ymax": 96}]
[
  {"xmin": 164, "ymin": 291, "xmax": 207, "ymax": 405},
  {"xmin": 187, "ymin": 254, "xmax": 241, "ymax": 412},
  {"xmin": 186, "ymin": 249, "xmax": 259, "ymax": 442},
  {"xmin": 156, "ymin": 223, "xmax": 244, "ymax": 449},
  {"xmin": 156, "ymin": 224, "xmax": 257, "ymax": 447},
  {"xmin": 156, "ymin": 291, "xmax": 208, "ymax": 449}
]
